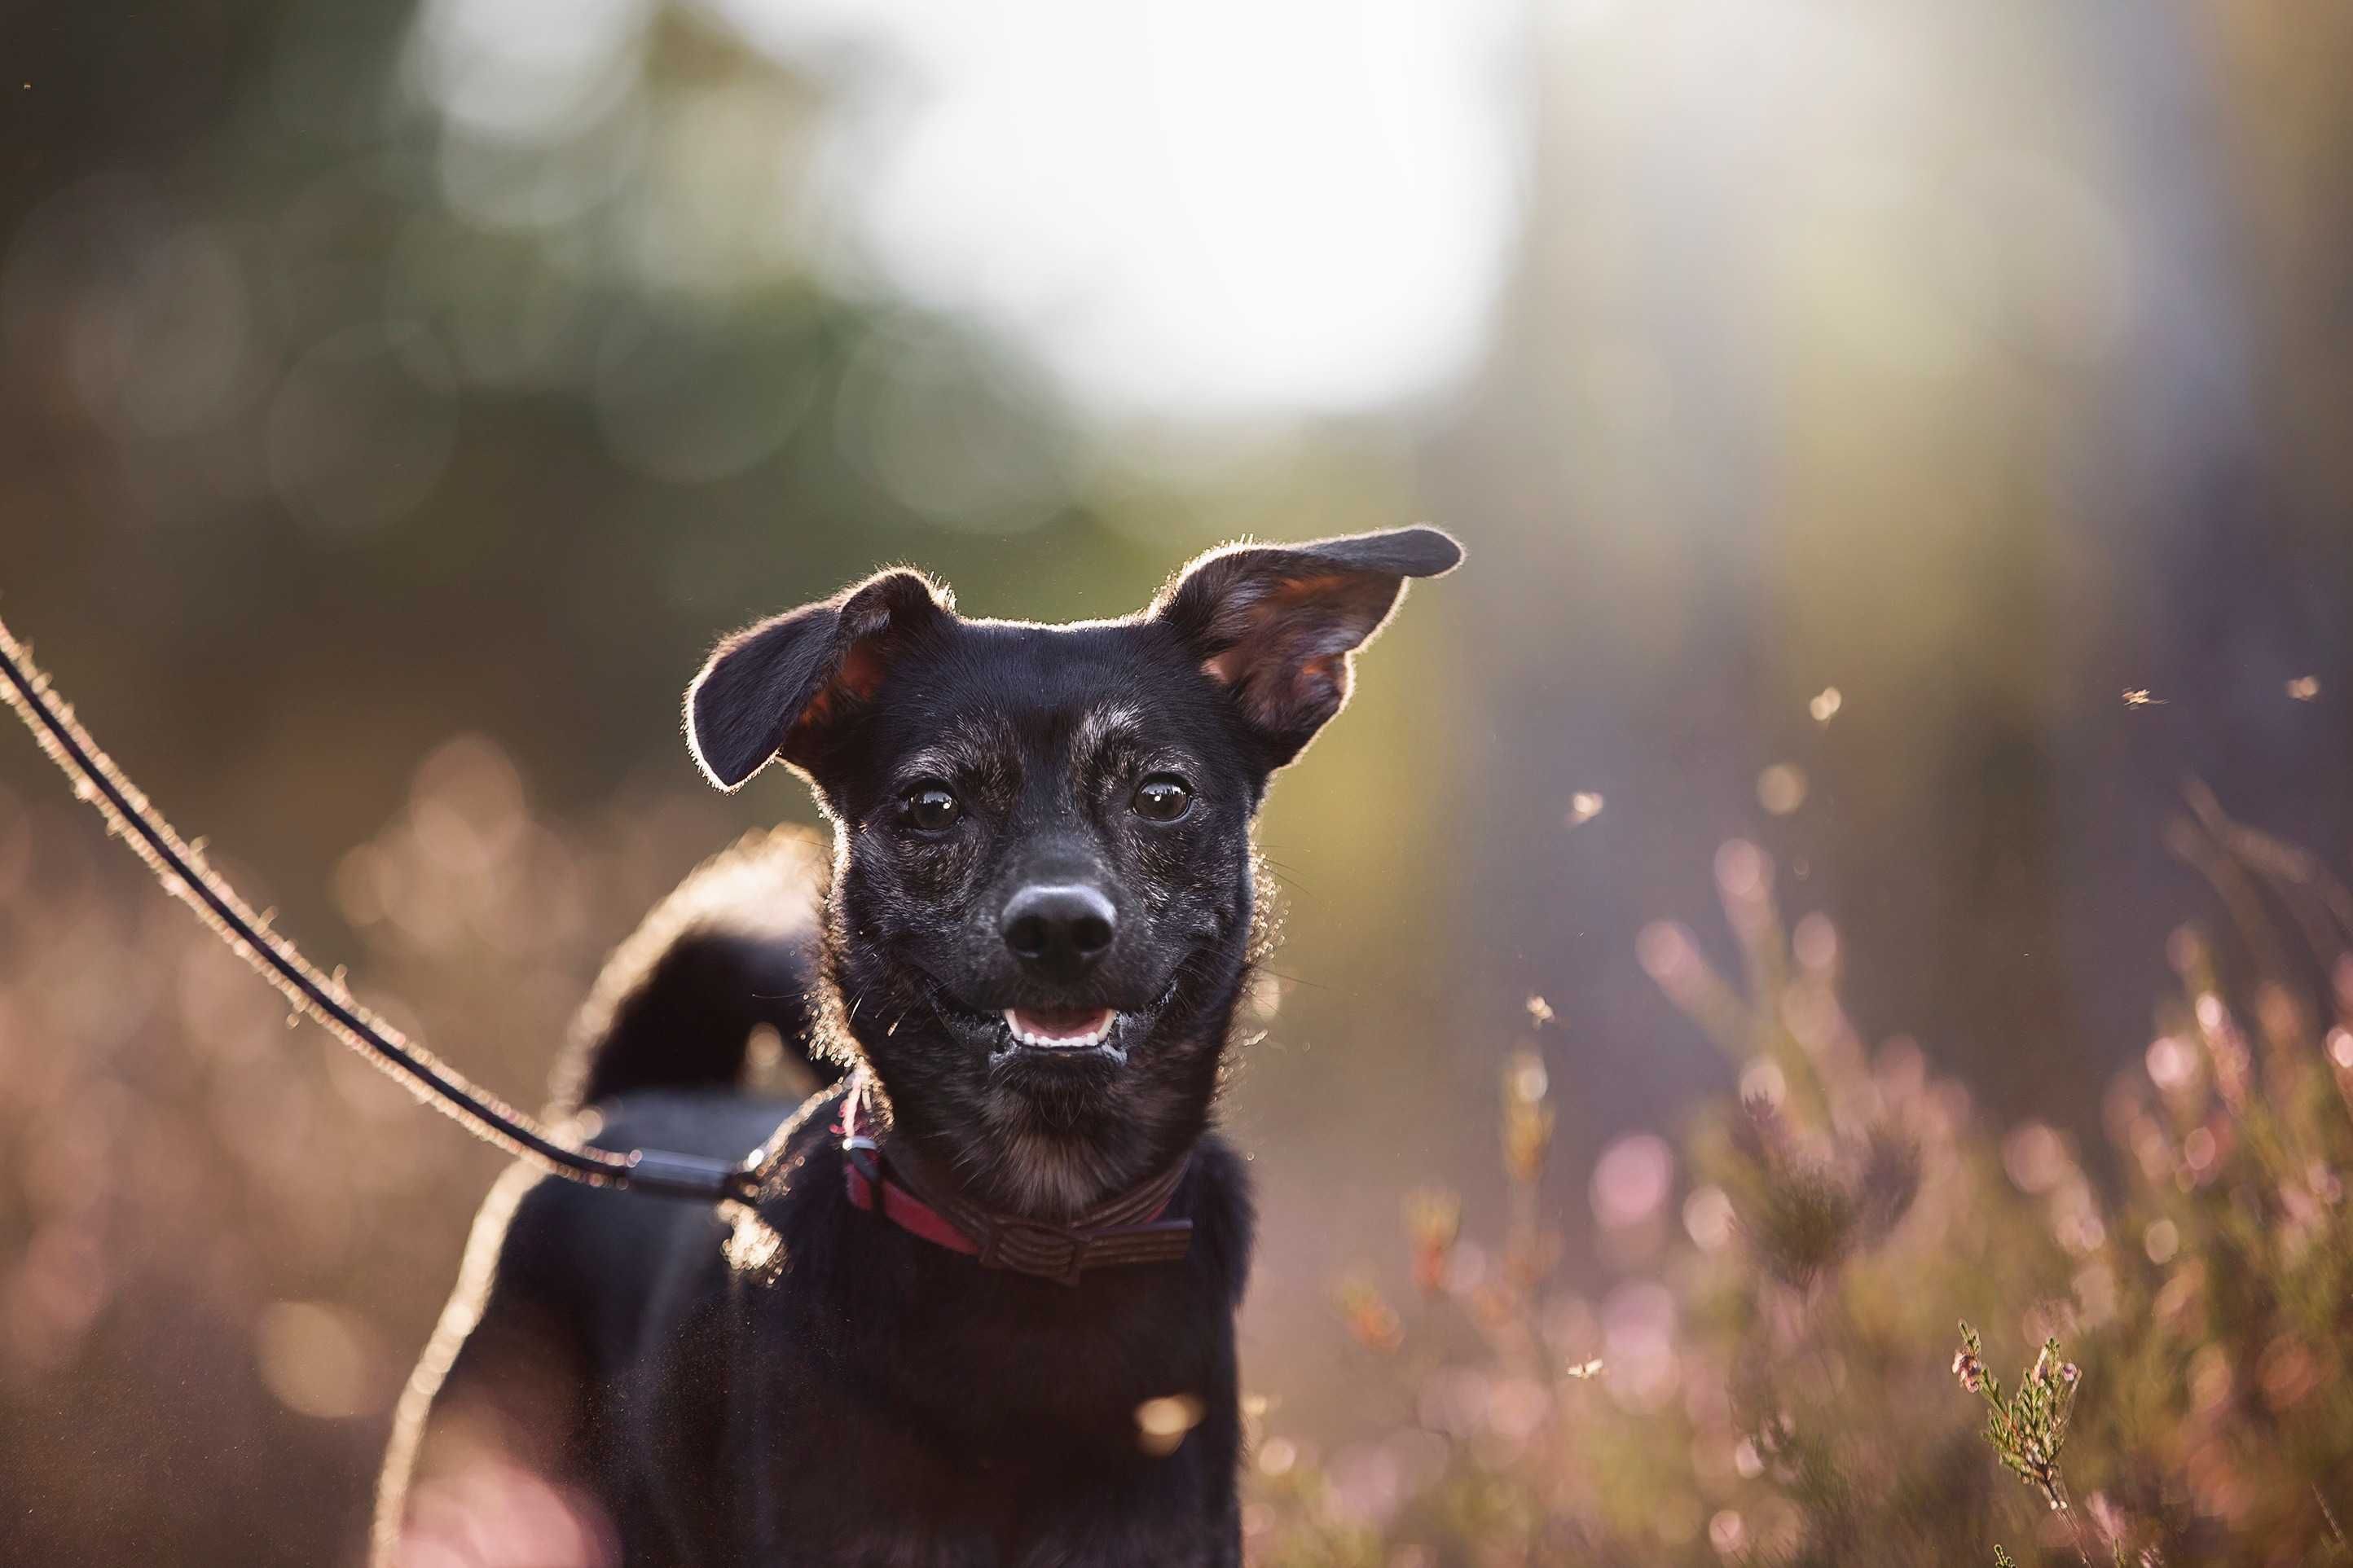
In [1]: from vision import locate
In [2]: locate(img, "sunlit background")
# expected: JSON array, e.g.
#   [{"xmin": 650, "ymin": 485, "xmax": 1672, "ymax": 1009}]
[{"xmin": 5, "ymin": 0, "xmax": 2353, "ymax": 1560}]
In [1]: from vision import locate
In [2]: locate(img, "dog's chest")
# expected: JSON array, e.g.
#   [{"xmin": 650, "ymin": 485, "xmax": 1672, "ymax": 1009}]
[
  {"xmin": 741, "ymin": 1299, "xmax": 1231, "ymax": 1561},
  {"xmin": 711, "ymin": 1373, "xmax": 1241, "ymax": 1568},
  {"xmin": 621, "ymin": 1140, "xmax": 1249, "ymax": 1565}
]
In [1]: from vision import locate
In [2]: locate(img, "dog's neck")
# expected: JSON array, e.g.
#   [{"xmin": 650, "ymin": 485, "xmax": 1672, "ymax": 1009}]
[
  {"xmin": 864, "ymin": 1056, "xmax": 1220, "ymax": 1221},
  {"xmin": 836, "ymin": 1069, "xmax": 1198, "ymax": 1283}
]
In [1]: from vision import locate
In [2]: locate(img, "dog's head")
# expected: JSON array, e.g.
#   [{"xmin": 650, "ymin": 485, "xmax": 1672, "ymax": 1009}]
[{"xmin": 684, "ymin": 527, "xmax": 1461, "ymax": 1216}]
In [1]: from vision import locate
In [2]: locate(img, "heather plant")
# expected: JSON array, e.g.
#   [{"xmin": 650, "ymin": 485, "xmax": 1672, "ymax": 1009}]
[
  {"xmin": 1951, "ymin": 1324, "xmax": 2098, "ymax": 1561},
  {"xmin": 1251, "ymin": 794, "xmax": 2353, "ymax": 1566}
]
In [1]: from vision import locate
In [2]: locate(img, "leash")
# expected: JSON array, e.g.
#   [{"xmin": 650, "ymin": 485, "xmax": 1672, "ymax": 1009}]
[{"xmin": 0, "ymin": 611, "xmax": 760, "ymax": 1203}]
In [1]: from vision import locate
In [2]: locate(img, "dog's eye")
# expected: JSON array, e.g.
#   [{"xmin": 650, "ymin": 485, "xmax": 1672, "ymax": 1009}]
[
  {"xmin": 902, "ymin": 785, "xmax": 962, "ymax": 832},
  {"xmin": 1130, "ymin": 774, "xmax": 1194, "ymax": 824}
]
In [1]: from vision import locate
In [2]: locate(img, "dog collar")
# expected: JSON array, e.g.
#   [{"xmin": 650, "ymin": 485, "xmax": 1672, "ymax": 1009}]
[{"xmin": 835, "ymin": 1078, "xmax": 1194, "ymax": 1286}]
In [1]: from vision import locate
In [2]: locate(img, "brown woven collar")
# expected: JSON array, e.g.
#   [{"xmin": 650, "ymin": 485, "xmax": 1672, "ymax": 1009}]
[{"xmin": 835, "ymin": 1075, "xmax": 1194, "ymax": 1286}]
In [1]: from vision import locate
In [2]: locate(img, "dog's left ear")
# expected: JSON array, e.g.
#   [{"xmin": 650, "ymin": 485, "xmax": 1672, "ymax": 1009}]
[{"xmin": 1152, "ymin": 525, "xmax": 1462, "ymax": 769}]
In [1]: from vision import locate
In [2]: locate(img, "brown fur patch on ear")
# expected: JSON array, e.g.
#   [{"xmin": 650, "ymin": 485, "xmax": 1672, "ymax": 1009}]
[
  {"xmin": 782, "ymin": 639, "xmax": 891, "ymax": 755},
  {"xmin": 775, "ymin": 583, "xmax": 940, "ymax": 768},
  {"xmin": 1194, "ymin": 572, "xmax": 1395, "ymax": 738},
  {"xmin": 1153, "ymin": 527, "xmax": 1458, "ymax": 768},
  {"xmin": 835, "ymin": 641, "xmax": 890, "ymax": 702}
]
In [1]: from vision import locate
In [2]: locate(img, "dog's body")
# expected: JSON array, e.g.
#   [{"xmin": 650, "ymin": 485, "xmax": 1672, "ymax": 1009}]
[{"xmin": 375, "ymin": 529, "xmax": 1459, "ymax": 1566}]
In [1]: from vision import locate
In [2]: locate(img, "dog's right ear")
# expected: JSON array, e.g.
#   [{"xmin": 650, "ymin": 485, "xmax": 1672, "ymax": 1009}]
[{"xmin": 685, "ymin": 569, "xmax": 952, "ymax": 791}]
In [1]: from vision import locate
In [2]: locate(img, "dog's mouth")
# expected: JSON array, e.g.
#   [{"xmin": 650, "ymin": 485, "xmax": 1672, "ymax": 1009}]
[
  {"xmin": 983, "ymin": 995, "xmax": 1143, "ymax": 1065},
  {"xmin": 921, "ymin": 973, "xmax": 1182, "ymax": 1065},
  {"xmin": 1003, "ymin": 1005, "xmax": 1118, "ymax": 1049}
]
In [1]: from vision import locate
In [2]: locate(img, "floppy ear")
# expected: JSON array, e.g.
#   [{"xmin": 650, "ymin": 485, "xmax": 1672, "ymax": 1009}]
[
  {"xmin": 685, "ymin": 569, "xmax": 952, "ymax": 791},
  {"xmin": 1151, "ymin": 525, "xmax": 1462, "ymax": 768}
]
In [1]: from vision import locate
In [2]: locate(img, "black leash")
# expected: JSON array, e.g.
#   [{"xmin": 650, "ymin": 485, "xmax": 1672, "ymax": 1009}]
[{"xmin": 0, "ymin": 612, "xmax": 763, "ymax": 1203}]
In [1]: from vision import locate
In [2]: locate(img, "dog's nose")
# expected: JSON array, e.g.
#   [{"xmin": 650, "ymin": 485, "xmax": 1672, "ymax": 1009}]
[{"xmin": 1001, "ymin": 885, "xmax": 1117, "ymax": 980}]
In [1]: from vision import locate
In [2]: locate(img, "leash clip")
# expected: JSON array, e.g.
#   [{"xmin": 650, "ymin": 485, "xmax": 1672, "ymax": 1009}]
[{"xmin": 842, "ymin": 1134, "xmax": 882, "ymax": 1184}]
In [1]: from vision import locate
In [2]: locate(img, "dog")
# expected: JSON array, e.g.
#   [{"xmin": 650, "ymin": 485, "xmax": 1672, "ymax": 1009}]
[{"xmin": 373, "ymin": 526, "xmax": 1462, "ymax": 1566}]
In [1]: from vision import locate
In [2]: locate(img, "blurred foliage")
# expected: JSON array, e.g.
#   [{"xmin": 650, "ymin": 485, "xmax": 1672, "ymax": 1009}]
[{"xmin": 1251, "ymin": 797, "xmax": 2353, "ymax": 1566}]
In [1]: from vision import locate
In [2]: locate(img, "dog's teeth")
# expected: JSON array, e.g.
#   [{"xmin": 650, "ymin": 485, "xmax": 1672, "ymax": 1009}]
[{"xmin": 1001, "ymin": 1008, "xmax": 1117, "ymax": 1048}]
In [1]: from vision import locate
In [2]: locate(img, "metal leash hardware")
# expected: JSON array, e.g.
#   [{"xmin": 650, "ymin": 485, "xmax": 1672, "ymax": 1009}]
[{"xmin": 0, "ymin": 609, "xmax": 766, "ymax": 1204}]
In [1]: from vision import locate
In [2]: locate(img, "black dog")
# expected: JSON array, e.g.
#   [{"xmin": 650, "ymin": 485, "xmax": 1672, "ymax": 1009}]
[{"xmin": 374, "ymin": 526, "xmax": 1461, "ymax": 1566}]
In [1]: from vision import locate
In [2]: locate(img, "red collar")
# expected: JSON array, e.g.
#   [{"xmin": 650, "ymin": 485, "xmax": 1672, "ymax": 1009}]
[{"xmin": 835, "ymin": 1079, "xmax": 1194, "ymax": 1286}]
